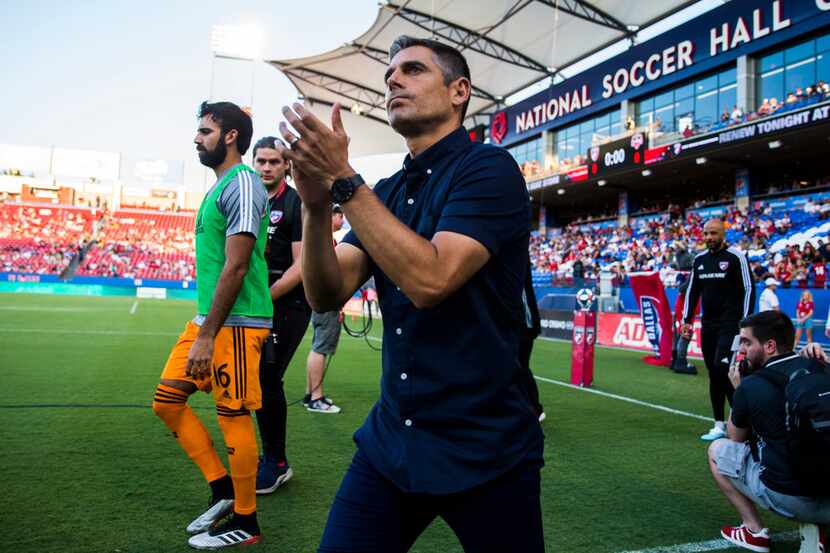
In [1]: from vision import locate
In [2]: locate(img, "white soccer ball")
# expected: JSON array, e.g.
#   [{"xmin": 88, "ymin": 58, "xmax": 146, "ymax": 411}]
[{"xmin": 575, "ymin": 288, "xmax": 595, "ymax": 309}]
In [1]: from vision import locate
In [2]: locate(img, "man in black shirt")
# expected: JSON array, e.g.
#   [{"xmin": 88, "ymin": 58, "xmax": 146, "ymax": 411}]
[
  {"xmin": 276, "ymin": 36, "xmax": 543, "ymax": 552},
  {"xmin": 708, "ymin": 311, "xmax": 829, "ymax": 553},
  {"xmin": 682, "ymin": 219, "xmax": 754, "ymax": 441},
  {"xmin": 251, "ymin": 136, "xmax": 311, "ymax": 494}
]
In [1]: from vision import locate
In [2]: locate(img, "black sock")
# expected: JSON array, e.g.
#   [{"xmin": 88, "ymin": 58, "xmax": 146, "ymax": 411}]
[
  {"xmin": 233, "ymin": 512, "xmax": 259, "ymax": 531},
  {"xmin": 209, "ymin": 474, "xmax": 233, "ymax": 500}
]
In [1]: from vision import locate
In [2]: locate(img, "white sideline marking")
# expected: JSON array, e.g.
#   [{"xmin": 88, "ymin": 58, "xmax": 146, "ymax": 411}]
[
  {"xmin": 0, "ymin": 328, "xmax": 179, "ymax": 337},
  {"xmin": 129, "ymin": 300, "xmax": 139, "ymax": 315},
  {"xmin": 363, "ymin": 334, "xmax": 710, "ymax": 422},
  {"xmin": 534, "ymin": 375, "xmax": 712, "ymax": 422},
  {"xmin": 614, "ymin": 530, "xmax": 798, "ymax": 553},
  {"xmin": 537, "ymin": 335, "xmax": 707, "ymax": 359},
  {"xmin": 0, "ymin": 306, "xmax": 110, "ymax": 312}
]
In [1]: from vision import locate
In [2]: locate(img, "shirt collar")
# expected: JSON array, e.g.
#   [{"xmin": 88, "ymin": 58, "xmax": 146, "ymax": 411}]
[
  {"xmin": 763, "ymin": 352, "xmax": 799, "ymax": 369},
  {"xmin": 402, "ymin": 127, "xmax": 470, "ymax": 176}
]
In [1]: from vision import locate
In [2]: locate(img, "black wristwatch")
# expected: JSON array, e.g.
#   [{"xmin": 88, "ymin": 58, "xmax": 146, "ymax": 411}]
[{"xmin": 330, "ymin": 173, "xmax": 365, "ymax": 204}]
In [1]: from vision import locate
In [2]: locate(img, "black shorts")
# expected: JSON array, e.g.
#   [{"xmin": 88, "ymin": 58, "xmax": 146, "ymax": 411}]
[{"xmin": 701, "ymin": 322, "xmax": 739, "ymax": 375}]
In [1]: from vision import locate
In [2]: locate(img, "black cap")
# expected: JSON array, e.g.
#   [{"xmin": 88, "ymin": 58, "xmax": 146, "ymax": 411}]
[{"xmin": 332, "ymin": 204, "xmax": 343, "ymax": 214}]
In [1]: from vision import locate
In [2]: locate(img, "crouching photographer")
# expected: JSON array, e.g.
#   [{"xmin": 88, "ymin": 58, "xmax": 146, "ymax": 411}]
[{"xmin": 707, "ymin": 310, "xmax": 830, "ymax": 553}]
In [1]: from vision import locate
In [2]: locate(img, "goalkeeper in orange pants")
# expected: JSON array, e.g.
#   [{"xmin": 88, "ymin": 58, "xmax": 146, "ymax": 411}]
[{"xmin": 152, "ymin": 101, "xmax": 272, "ymax": 550}]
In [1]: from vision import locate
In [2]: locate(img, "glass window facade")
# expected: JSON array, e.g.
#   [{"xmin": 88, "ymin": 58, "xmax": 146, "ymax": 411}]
[
  {"xmin": 554, "ymin": 110, "xmax": 621, "ymax": 164},
  {"xmin": 758, "ymin": 31, "xmax": 830, "ymax": 107},
  {"xmin": 507, "ymin": 135, "xmax": 545, "ymax": 170},
  {"xmin": 636, "ymin": 68, "xmax": 737, "ymax": 132}
]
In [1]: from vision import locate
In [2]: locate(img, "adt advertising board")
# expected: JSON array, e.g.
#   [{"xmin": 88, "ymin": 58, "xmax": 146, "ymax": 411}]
[
  {"xmin": 597, "ymin": 313, "xmax": 703, "ymax": 359},
  {"xmin": 492, "ymin": 0, "xmax": 830, "ymax": 146}
]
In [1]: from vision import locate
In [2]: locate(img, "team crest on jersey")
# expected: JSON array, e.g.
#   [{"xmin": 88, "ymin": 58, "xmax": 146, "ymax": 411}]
[
  {"xmin": 270, "ymin": 210, "xmax": 283, "ymax": 224},
  {"xmin": 719, "ymin": 261, "xmax": 729, "ymax": 271}
]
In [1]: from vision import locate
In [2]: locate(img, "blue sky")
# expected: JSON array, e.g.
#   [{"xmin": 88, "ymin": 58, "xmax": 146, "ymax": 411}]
[
  {"xmin": 1, "ymin": 0, "xmax": 722, "ymax": 190},
  {"xmin": 1, "ymin": 0, "xmax": 378, "ymax": 185}
]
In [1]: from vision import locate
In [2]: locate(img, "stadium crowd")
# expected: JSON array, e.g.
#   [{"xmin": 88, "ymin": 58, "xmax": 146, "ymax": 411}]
[
  {"xmin": 0, "ymin": 203, "xmax": 195, "ymax": 280},
  {"xmin": 0, "ymin": 204, "xmax": 95, "ymax": 275},
  {"xmin": 531, "ymin": 191, "xmax": 830, "ymax": 290}
]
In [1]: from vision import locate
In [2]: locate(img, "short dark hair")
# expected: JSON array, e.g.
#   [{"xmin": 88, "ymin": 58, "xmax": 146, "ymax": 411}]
[
  {"xmin": 740, "ymin": 310, "xmax": 795, "ymax": 354},
  {"xmin": 197, "ymin": 101, "xmax": 253, "ymax": 155},
  {"xmin": 252, "ymin": 136, "xmax": 286, "ymax": 159},
  {"xmin": 388, "ymin": 35, "xmax": 471, "ymax": 121}
]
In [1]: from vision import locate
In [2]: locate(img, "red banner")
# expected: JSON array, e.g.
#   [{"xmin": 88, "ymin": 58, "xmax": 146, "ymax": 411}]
[
  {"xmin": 628, "ymin": 272, "xmax": 675, "ymax": 366},
  {"xmin": 596, "ymin": 313, "xmax": 702, "ymax": 358}
]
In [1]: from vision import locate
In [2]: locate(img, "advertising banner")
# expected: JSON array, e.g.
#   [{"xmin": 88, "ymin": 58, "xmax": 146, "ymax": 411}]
[
  {"xmin": 629, "ymin": 272, "xmax": 674, "ymax": 366},
  {"xmin": 596, "ymin": 313, "xmax": 703, "ymax": 358},
  {"xmin": 539, "ymin": 308, "xmax": 575, "ymax": 340},
  {"xmin": 492, "ymin": 0, "xmax": 830, "ymax": 146}
]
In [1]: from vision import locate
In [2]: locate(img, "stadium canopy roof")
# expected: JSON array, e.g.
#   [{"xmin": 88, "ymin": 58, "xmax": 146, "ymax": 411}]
[{"xmin": 268, "ymin": 0, "xmax": 698, "ymax": 156}]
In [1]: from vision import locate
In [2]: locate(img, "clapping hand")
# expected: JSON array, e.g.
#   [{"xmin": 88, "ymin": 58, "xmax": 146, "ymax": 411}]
[{"xmin": 276, "ymin": 103, "xmax": 355, "ymax": 211}]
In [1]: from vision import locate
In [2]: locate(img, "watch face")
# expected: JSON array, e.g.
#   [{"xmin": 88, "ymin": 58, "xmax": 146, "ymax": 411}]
[{"xmin": 332, "ymin": 175, "xmax": 362, "ymax": 203}]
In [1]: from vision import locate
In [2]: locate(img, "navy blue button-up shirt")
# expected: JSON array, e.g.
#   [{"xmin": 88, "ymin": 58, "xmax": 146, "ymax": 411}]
[{"xmin": 342, "ymin": 127, "xmax": 544, "ymax": 494}]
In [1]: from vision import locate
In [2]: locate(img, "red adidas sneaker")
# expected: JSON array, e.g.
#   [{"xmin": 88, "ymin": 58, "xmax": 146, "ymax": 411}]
[{"xmin": 721, "ymin": 524, "xmax": 770, "ymax": 553}]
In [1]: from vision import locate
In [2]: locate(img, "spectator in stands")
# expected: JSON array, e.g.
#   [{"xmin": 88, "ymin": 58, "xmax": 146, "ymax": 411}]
[
  {"xmin": 731, "ymin": 105, "xmax": 744, "ymax": 124},
  {"xmin": 757, "ymin": 99, "xmax": 771, "ymax": 116},
  {"xmin": 794, "ymin": 260, "xmax": 809, "ymax": 288},
  {"xmin": 709, "ymin": 311, "xmax": 830, "ymax": 553},
  {"xmin": 759, "ymin": 278, "xmax": 780, "ymax": 312},
  {"xmin": 793, "ymin": 290, "xmax": 814, "ymax": 345},
  {"xmin": 813, "ymin": 259, "xmax": 827, "ymax": 289},
  {"xmin": 682, "ymin": 125, "xmax": 694, "ymax": 138},
  {"xmin": 786, "ymin": 92, "xmax": 799, "ymax": 105},
  {"xmin": 769, "ymin": 98, "xmax": 781, "ymax": 113},
  {"xmin": 720, "ymin": 110, "xmax": 730, "ymax": 123},
  {"xmin": 802, "ymin": 242, "xmax": 818, "ymax": 264}
]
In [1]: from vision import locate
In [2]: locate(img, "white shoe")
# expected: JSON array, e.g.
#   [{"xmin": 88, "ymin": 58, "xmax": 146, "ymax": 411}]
[
  {"xmin": 307, "ymin": 396, "xmax": 341, "ymax": 414},
  {"xmin": 188, "ymin": 515, "xmax": 260, "ymax": 550},
  {"xmin": 538, "ymin": 412, "xmax": 546, "ymax": 423},
  {"xmin": 700, "ymin": 426, "xmax": 726, "ymax": 441},
  {"xmin": 186, "ymin": 498, "xmax": 234, "ymax": 535}
]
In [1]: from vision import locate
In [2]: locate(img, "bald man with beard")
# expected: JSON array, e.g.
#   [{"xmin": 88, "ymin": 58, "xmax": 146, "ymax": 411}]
[{"xmin": 682, "ymin": 219, "xmax": 755, "ymax": 441}]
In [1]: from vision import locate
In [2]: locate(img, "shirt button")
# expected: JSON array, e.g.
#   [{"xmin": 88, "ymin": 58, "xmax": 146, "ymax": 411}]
[
  {"xmin": 404, "ymin": 419, "xmax": 412, "ymax": 427},
  {"xmin": 407, "ymin": 198, "xmax": 414, "ymax": 205},
  {"xmin": 401, "ymin": 373, "xmax": 408, "ymax": 380},
  {"xmin": 396, "ymin": 327, "xmax": 402, "ymax": 335}
]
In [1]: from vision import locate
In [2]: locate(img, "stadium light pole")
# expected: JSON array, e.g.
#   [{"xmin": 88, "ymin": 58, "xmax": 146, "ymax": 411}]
[
  {"xmin": 204, "ymin": 24, "xmax": 264, "ymax": 189},
  {"xmin": 209, "ymin": 24, "xmax": 263, "ymax": 106}
]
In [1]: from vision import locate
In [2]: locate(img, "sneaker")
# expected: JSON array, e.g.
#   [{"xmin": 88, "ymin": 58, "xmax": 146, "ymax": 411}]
[
  {"xmin": 700, "ymin": 426, "xmax": 727, "ymax": 441},
  {"xmin": 301, "ymin": 393, "xmax": 311, "ymax": 408},
  {"xmin": 720, "ymin": 524, "xmax": 770, "ymax": 553},
  {"xmin": 186, "ymin": 496, "xmax": 234, "ymax": 535},
  {"xmin": 255, "ymin": 456, "xmax": 293, "ymax": 495},
  {"xmin": 538, "ymin": 412, "xmax": 546, "ymax": 423},
  {"xmin": 307, "ymin": 396, "xmax": 341, "ymax": 414},
  {"xmin": 188, "ymin": 513, "xmax": 261, "ymax": 550}
]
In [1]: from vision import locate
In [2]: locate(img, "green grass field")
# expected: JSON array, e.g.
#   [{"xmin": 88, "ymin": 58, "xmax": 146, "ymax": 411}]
[{"xmin": 0, "ymin": 293, "xmax": 802, "ymax": 553}]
